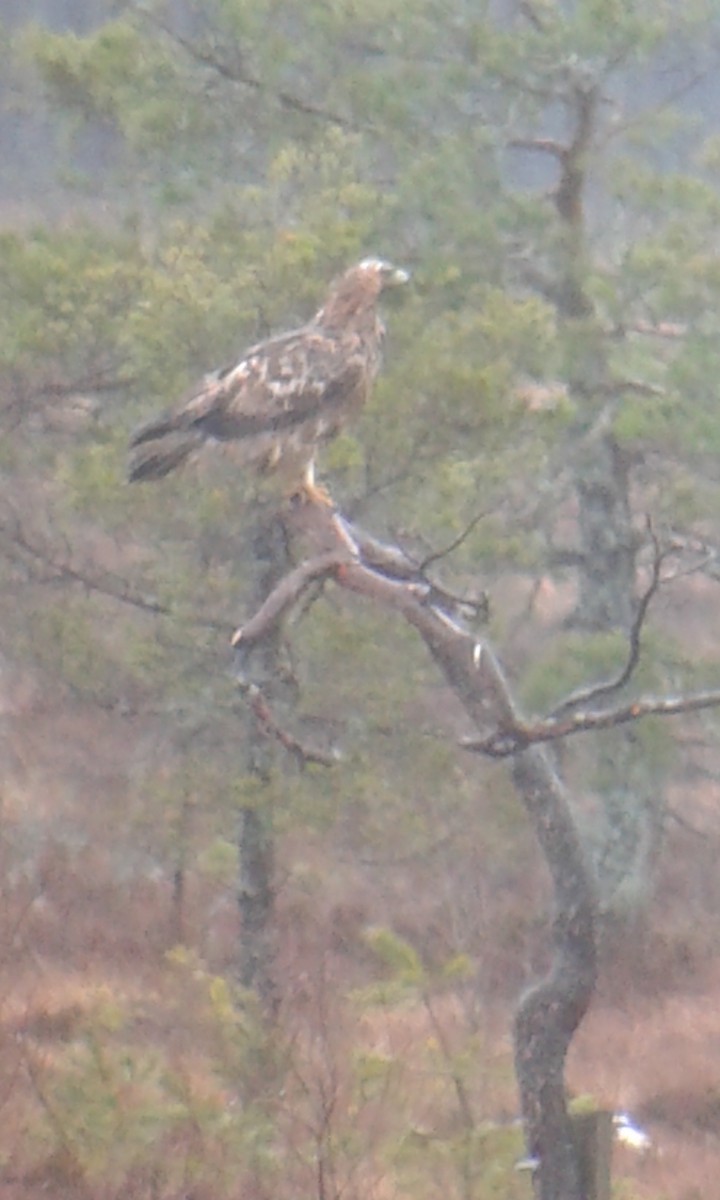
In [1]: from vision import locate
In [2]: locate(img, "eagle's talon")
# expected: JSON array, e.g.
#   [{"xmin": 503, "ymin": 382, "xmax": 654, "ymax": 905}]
[{"xmin": 297, "ymin": 479, "xmax": 335, "ymax": 508}]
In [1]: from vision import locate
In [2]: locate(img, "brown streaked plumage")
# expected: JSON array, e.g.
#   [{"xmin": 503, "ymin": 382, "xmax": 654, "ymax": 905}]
[{"xmin": 127, "ymin": 258, "xmax": 409, "ymax": 503}]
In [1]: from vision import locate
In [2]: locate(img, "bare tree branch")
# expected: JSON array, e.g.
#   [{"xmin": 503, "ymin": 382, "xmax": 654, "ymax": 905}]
[
  {"xmin": 138, "ymin": 7, "xmax": 355, "ymax": 130},
  {"xmin": 229, "ymin": 499, "xmax": 720, "ymax": 1196},
  {"xmin": 234, "ymin": 508, "xmax": 720, "ymax": 765},
  {"xmin": 231, "ymin": 550, "xmax": 350, "ymax": 651},
  {"xmin": 573, "ymin": 377, "xmax": 666, "ymax": 399},
  {"xmin": 237, "ymin": 499, "xmax": 720, "ymax": 1194},
  {"xmin": 416, "ymin": 509, "xmax": 490, "ymax": 573},
  {"xmin": 0, "ymin": 510, "xmax": 229, "ymax": 631},
  {"xmin": 620, "ymin": 319, "xmax": 688, "ymax": 340},
  {"xmin": 462, "ymin": 688, "xmax": 720, "ymax": 758},
  {"xmin": 26, "ymin": 370, "xmax": 135, "ymax": 401},
  {"xmin": 549, "ymin": 520, "xmax": 666, "ymax": 717},
  {"xmin": 599, "ymin": 61, "xmax": 720, "ymax": 147},
  {"xmin": 241, "ymin": 683, "xmax": 340, "ymax": 768},
  {"xmin": 509, "ymin": 136, "xmax": 567, "ymax": 158}
]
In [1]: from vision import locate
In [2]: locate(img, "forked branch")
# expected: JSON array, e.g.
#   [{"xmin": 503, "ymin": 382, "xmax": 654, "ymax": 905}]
[
  {"xmin": 232, "ymin": 499, "xmax": 595, "ymax": 1200},
  {"xmin": 233, "ymin": 500, "xmax": 720, "ymax": 1200},
  {"xmin": 549, "ymin": 519, "xmax": 666, "ymax": 718}
]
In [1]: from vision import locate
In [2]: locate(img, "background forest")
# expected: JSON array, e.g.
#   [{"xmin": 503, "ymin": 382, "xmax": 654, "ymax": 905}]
[{"xmin": 3, "ymin": 1, "xmax": 720, "ymax": 1197}]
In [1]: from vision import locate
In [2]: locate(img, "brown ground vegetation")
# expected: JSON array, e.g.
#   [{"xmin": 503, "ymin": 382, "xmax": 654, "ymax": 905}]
[{"xmin": 1, "ymin": 570, "xmax": 720, "ymax": 1199}]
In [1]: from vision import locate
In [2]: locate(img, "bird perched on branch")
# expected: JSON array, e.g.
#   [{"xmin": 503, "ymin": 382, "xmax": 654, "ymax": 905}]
[{"xmin": 127, "ymin": 257, "xmax": 409, "ymax": 505}]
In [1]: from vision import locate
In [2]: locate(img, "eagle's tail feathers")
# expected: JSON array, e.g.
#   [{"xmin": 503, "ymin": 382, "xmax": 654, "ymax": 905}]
[
  {"xmin": 129, "ymin": 412, "xmax": 182, "ymax": 448},
  {"xmin": 127, "ymin": 430, "xmax": 202, "ymax": 482}
]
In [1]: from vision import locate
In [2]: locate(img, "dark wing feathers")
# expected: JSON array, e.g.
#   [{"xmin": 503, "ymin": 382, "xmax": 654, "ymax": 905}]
[
  {"xmin": 130, "ymin": 328, "xmax": 366, "ymax": 449},
  {"xmin": 128, "ymin": 259, "xmax": 404, "ymax": 485},
  {"xmin": 127, "ymin": 313, "xmax": 377, "ymax": 485}
]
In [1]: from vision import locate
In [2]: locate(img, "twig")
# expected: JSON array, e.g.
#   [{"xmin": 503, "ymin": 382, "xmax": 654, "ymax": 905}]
[
  {"xmin": 666, "ymin": 808, "xmax": 717, "ymax": 840},
  {"xmin": 243, "ymin": 684, "xmax": 339, "ymax": 768},
  {"xmin": 620, "ymin": 320, "xmax": 687, "ymax": 340},
  {"xmin": 599, "ymin": 62, "xmax": 720, "ymax": 147},
  {"xmin": 28, "ymin": 371, "xmax": 136, "ymax": 400},
  {"xmin": 23, "ymin": 1051, "xmax": 81, "ymax": 1171},
  {"xmin": 573, "ymin": 377, "xmax": 666, "ymax": 399},
  {"xmin": 518, "ymin": 1, "xmax": 554, "ymax": 33},
  {"xmin": 0, "ymin": 513, "xmax": 229, "ymax": 632},
  {"xmin": 509, "ymin": 137, "xmax": 567, "ymax": 159},
  {"xmin": 549, "ymin": 519, "xmax": 666, "ymax": 717},
  {"xmin": 348, "ymin": 521, "xmax": 487, "ymax": 619},
  {"xmin": 139, "ymin": 7, "xmax": 355, "ymax": 130},
  {"xmin": 462, "ymin": 686, "xmax": 720, "ymax": 758},
  {"xmin": 417, "ymin": 509, "xmax": 489, "ymax": 573}
]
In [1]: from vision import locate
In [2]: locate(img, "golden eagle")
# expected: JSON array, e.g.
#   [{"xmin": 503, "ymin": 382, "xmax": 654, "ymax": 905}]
[{"xmin": 127, "ymin": 258, "xmax": 408, "ymax": 503}]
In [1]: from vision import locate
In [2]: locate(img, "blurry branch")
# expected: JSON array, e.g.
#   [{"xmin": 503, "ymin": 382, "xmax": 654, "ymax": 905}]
[
  {"xmin": 600, "ymin": 61, "xmax": 720, "ymax": 146},
  {"xmin": 572, "ymin": 378, "xmax": 666, "ymax": 399},
  {"xmin": 349, "ymin": 435, "xmax": 436, "ymax": 518},
  {"xmin": 0, "ymin": 508, "xmax": 229, "ymax": 632},
  {"xmin": 23, "ymin": 371, "xmax": 136, "ymax": 401},
  {"xmin": 462, "ymin": 688, "xmax": 720, "ymax": 758},
  {"xmin": 1, "ymin": 368, "xmax": 133, "ymax": 433},
  {"xmin": 462, "ymin": 518, "xmax": 720, "ymax": 755},
  {"xmin": 230, "ymin": 511, "xmax": 485, "ymax": 777},
  {"xmin": 494, "ymin": 50, "xmax": 610, "ymax": 114},
  {"xmin": 667, "ymin": 807, "xmax": 717, "ymax": 841},
  {"xmin": 554, "ymin": 77, "xmax": 597, "ymax": 231},
  {"xmin": 549, "ymin": 519, "xmax": 666, "ymax": 718},
  {"xmin": 241, "ymin": 683, "xmax": 340, "ymax": 768},
  {"xmin": 509, "ymin": 136, "xmax": 566, "ymax": 158},
  {"xmin": 416, "ymin": 509, "xmax": 490, "ymax": 573},
  {"xmin": 229, "ymin": 554, "xmax": 342, "ymax": 768},
  {"xmin": 661, "ymin": 530, "xmax": 720, "ymax": 583},
  {"xmin": 614, "ymin": 319, "xmax": 688, "ymax": 340},
  {"xmin": 421, "ymin": 988, "xmax": 476, "ymax": 1132},
  {"xmin": 347, "ymin": 521, "xmax": 488, "ymax": 620},
  {"xmin": 232, "ymin": 551, "xmax": 349, "ymax": 651},
  {"xmin": 231, "ymin": 516, "xmax": 485, "ymax": 652},
  {"xmin": 234, "ymin": 502, "xmax": 720, "ymax": 762},
  {"xmin": 518, "ymin": 0, "xmax": 556, "ymax": 33},
  {"xmin": 23, "ymin": 1051, "xmax": 80, "ymax": 1173},
  {"xmin": 138, "ymin": 6, "xmax": 355, "ymax": 129}
]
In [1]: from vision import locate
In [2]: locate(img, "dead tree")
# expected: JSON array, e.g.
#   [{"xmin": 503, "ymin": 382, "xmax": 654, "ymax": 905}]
[{"xmin": 232, "ymin": 501, "xmax": 720, "ymax": 1200}]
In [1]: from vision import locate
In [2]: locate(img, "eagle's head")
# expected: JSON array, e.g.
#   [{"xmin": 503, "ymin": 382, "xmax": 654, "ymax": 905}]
[
  {"xmin": 318, "ymin": 258, "xmax": 410, "ymax": 329},
  {"xmin": 357, "ymin": 257, "xmax": 411, "ymax": 290}
]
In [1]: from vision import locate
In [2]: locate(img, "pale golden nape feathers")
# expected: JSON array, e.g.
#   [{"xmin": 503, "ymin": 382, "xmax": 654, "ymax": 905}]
[{"xmin": 127, "ymin": 258, "xmax": 409, "ymax": 499}]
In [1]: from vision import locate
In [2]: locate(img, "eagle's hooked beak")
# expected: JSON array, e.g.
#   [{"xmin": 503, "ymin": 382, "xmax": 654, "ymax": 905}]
[
  {"xmin": 388, "ymin": 265, "xmax": 410, "ymax": 286},
  {"xmin": 358, "ymin": 257, "xmax": 411, "ymax": 288}
]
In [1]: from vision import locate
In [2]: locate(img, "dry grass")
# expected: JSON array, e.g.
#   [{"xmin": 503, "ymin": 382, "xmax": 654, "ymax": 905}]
[
  {"xmin": 2, "ymin": 832, "xmax": 719, "ymax": 1200},
  {"xmin": 3, "ymin": 568, "xmax": 720, "ymax": 1198}
]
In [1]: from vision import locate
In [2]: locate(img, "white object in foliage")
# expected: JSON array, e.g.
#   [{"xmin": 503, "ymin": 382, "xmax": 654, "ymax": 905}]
[
  {"xmin": 613, "ymin": 1111, "xmax": 652, "ymax": 1151},
  {"xmin": 513, "ymin": 1155, "xmax": 541, "ymax": 1173}
]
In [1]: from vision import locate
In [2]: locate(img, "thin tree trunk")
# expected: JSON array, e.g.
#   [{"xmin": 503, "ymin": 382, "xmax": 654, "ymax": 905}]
[
  {"xmin": 234, "ymin": 507, "xmax": 602, "ymax": 1197},
  {"xmin": 235, "ymin": 506, "xmax": 294, "ymax": 1012},
  {"xmin": 547, "ymin": 77, "xmax": 637, "ymax": 634},
  {"xmin": 573, "ymin": 432, "xmax": 635, "ymax": 633},
  {"xmin": 511, "ymin": 749, "xmax": 597, "ymax": 1200}
]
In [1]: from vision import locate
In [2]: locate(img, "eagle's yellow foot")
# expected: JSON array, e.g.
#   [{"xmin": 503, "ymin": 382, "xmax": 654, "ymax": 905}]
[{"xmin": 294, "ymin": 478, "xmax": 335, "ymax": 508}]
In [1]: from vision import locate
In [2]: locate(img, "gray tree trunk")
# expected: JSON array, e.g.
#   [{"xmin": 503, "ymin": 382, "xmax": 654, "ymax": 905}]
[
  {"xmin": 573, "ymin": 433, "xmax": 635, "ymax": 633},
  {"xmin": 235, "ymin": 507, "xmax": 295, "ymax": 1013}
]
